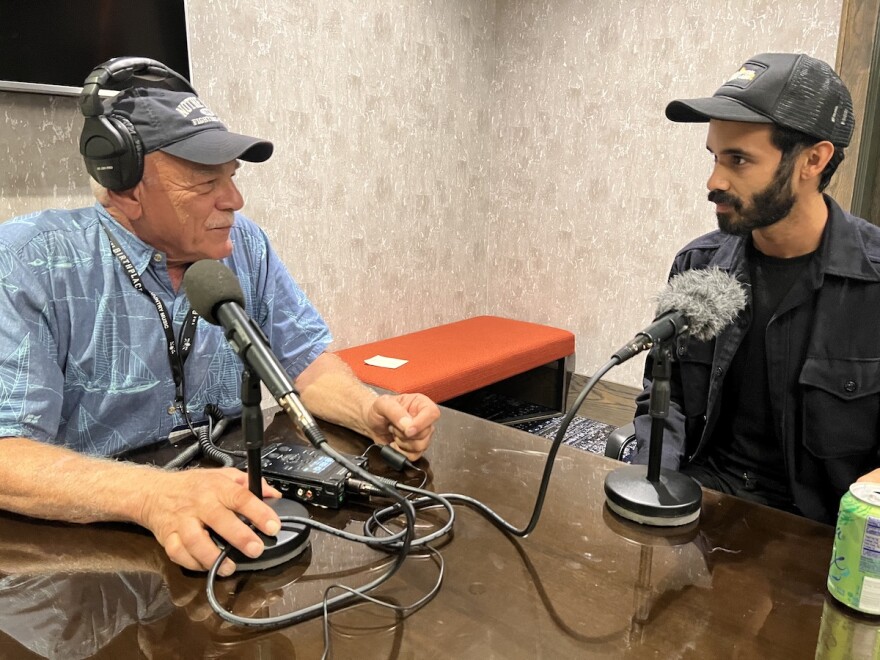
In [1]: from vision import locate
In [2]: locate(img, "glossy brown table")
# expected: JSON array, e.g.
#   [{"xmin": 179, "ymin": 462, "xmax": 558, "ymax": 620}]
[{"xmin": 0, "ymin": 406, "xmax": 872, "ymax": 659}]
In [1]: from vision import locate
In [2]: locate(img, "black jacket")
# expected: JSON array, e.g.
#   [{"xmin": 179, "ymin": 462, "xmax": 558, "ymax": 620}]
[{"xmin": 634, "ymin": 196, "xmax": 880, "ymax": 524}]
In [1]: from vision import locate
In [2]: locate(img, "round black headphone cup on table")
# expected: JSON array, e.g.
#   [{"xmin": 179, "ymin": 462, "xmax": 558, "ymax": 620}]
[{"xmin": 78, "ymin": 56, "xmax": 197, "ymax": 191}]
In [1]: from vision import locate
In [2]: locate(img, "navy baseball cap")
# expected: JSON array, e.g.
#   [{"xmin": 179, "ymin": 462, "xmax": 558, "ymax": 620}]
[
  {"xmin": 666, "ymin": 53, "xmax": 855, "ymax": 147},
  {"xmin": 109, "ymin": 87, "xmax": 274, "ymax": 164}
]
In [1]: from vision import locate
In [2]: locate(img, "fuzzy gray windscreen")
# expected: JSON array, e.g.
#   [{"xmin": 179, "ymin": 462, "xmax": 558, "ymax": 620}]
[{"xmin": 654, "ymin": 267, "xmax": 747, "ymax": 342}]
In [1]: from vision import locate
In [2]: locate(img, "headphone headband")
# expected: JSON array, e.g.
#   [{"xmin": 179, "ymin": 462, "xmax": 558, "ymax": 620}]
[{"xmin": 79, "ymin": 57, "xmax": 196, "ymax": 117}]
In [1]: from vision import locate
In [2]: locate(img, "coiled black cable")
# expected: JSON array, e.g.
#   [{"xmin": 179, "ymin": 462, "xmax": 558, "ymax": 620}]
[{"xmin": 163, "ymin": 404, "xmax": 232, "ymax": 469}]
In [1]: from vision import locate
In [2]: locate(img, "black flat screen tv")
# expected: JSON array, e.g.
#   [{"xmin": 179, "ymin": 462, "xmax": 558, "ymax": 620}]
[{"xmin": 0, "ymin": 1, "xmax": 191, "ymax": 96}]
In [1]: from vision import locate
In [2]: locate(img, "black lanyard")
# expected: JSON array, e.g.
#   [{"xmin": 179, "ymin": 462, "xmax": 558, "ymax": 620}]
[{"xmin": 103, "ymin": 226, "xmax": 199, "ymax": 410}]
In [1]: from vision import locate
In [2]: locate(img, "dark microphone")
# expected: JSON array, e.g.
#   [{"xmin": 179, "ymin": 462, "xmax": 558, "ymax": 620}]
[
  {"xmin": 612, "ymin": 267, "xmax": 746, "ymax": 363},
  {"xmin": 182, "ymin": 260, "xmax": 320, "ymax": 437}
]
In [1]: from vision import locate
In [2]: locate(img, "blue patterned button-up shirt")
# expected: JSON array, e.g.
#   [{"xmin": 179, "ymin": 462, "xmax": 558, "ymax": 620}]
[{"xmin": 0, "ymin": 204, "xmax": 331, "ymax": 455}]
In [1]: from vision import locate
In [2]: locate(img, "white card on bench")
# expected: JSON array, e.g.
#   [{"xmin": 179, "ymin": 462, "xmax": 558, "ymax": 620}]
[{"xmin": 364, "ymin": 355, "xmax": 408, "ymax": 369}]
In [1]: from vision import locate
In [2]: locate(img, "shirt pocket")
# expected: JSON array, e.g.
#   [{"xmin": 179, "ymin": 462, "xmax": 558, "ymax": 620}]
[{"xmin": 799, "ymin": 357, "xmax": 880, "ymax": 458}]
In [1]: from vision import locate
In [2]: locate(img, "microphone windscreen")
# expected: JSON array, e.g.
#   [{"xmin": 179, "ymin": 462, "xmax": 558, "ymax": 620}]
[
  {"xmin": 182, "ymin": 259, "xmax": 246, "ymax": 325},
  {"xmin": 654, "ymin": 267, "xmax": 746, "ymax": 342}
]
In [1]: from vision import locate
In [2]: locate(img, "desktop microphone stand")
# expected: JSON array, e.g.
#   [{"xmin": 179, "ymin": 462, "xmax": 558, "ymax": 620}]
[
  {"xmin": 604, "ymin": 340, "xmax": 702, "ymax": 526},
  {"xmin": 226, "ymin": 368, "xmax": 310, "ymax": 571},
  {"xmin": 241, "ymin": 367, "xmax": 267, "ymax": 499}
]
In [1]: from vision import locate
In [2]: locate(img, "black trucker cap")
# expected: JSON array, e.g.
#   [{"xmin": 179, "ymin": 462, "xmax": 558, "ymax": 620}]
[{"xmin": 665, "ymin": 53, "xmax": 854, "ymax": 148}]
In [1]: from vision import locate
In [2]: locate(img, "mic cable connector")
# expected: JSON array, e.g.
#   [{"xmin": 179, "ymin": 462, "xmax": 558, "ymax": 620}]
[{"xmin": 345, "ymin": 475, "xmax": 399, "ymax": 497}]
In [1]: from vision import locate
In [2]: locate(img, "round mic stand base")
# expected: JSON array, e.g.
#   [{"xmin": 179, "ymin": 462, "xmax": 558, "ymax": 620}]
[
  {"xmin": 223, "ymin": 498, "xmax": 311, "ymax": 572},
  {"xmin": 604, "ymin": 465, "xmax": 702, "ymax": 527}
]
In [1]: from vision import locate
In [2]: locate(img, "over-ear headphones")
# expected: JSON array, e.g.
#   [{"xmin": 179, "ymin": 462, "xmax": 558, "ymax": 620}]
[{"xmin": 79, "ymin": 56, "xmax": 196, "ymax": 191}]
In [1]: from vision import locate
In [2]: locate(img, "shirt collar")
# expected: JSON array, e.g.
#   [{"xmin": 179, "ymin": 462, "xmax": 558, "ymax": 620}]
[{"xmin": 95, "ymin": 203, "xmax": 162, "ymax": 276}]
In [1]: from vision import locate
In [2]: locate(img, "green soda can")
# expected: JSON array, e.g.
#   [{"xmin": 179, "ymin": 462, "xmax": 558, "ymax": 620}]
[{"xmin": 828, "ymin": 483, "xmax": 880, "ymax": 615}]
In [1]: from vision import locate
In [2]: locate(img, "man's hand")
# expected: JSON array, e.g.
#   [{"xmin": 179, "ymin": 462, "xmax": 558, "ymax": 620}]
[
  {"xmin": 363, "ymin": 393, "xmax": 440, "ymax": 461},
  {"xmin": 857, "ymin": 469, "xmax": 880, "ymax": 484},
  {"xmin": 137, "ymin": 467, "xmax": 282, "ymax": 576}
]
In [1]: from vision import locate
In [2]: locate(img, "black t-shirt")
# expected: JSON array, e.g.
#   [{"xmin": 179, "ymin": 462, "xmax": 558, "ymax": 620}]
[{"xmin": 695, "ymin": 243, "xmax": 814, "ymax": 512}]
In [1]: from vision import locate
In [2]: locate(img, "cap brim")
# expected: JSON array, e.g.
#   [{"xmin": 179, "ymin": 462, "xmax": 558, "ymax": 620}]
[
  {"xmin": 665, "ymin": 96, "xmax": 774, "ymax": 124},
  {"xmin": 160, "ymin": 130, "xmax": 274, "ymax": 164}
]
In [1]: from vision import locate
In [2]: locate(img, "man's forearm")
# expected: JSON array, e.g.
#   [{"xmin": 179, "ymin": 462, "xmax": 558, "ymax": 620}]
[
  {"xmin": 0, "ymin": 437, "xmax": 162, "ymax": 526},
  {"xmin": 294, "ymin": 351, "xmax": 439, "ymax": 460},
  {"xmin": 295, "ymin": 352, "xmax": 378, "ymax": 438},
  {"xmin": 0, "ymin": 436, "xmax": 286, "ymax": 575}
]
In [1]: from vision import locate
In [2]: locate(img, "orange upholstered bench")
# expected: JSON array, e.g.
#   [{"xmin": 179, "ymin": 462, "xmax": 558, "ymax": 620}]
[{"xmin": 335, "ymin": 316, "xmax": 575, "ymax": 424}]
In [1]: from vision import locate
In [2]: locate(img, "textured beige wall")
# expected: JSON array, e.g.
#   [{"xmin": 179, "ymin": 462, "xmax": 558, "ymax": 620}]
[
  {"xmin": 0, "ymin": 93, "xmax": 94, "ymax": 214},
  {"xmin": 187, "ymin": 1, "xmax": 497, "ymax": 344},
  {"xmin": 0, "ymin": 0, "xmax": 843, "ymax": 391}
]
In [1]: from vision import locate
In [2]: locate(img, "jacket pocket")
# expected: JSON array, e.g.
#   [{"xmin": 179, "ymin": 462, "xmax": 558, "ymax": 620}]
[
  {"xmin": 799, "ymin": 357, "xmax": 880, "ymax": 458},
  {"xmin": 677, "ymin": 339, "xmax": 714, "ymax": 417}
]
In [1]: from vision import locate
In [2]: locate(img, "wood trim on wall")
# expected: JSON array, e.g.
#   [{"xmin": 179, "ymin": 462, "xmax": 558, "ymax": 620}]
[{"xmin": 826, "ymin": 0, "xmax": 880, "ymax": 218}]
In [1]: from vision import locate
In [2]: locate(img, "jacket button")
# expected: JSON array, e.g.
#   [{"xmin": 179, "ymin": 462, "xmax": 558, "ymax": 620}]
[
  {"xmin": 714, "ymin": 367, "xmax": 723, "ymax": 377},
  {"xmin": 844, "ymin": 380, "xmax": 857, "ymax": 393},
  {"xmin": 677, "ymin": 345, "xmax": 686, "ymax": 357}
]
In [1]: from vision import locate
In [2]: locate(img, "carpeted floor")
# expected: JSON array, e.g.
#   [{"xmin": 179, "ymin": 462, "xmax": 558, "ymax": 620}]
[
  {"xmin": 512, "ymin": 415, "xmax": 636, "ymax": 463},
  {"xmin": 513, "ymin": 415, "xmax": 615, "ymax": 454},
  {"xmin": 452, "ymin": 392, "xmax": 634, "ymax": 462}
]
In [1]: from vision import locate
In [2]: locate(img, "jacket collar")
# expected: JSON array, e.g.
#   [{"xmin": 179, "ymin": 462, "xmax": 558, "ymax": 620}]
[
  {"xmin": 708, "ymin": 194, "xmax": 880, "ymax": 284},
  {"xmin": 818, "ymin": 195, "xmax": 880, "ymax": 282}
]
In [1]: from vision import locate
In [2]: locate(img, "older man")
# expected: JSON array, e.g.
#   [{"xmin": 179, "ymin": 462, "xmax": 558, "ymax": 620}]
[{"xmin": 0, "ymin": 65, "xmax": 439, "ymax": 575}]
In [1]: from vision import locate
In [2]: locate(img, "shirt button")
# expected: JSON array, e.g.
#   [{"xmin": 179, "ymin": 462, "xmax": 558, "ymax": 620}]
[
  {"xmin": 167, "ymin": 405, "xmax": 176, "ymax": 415},
  {"xmin": 714, "ymin": 367, "xmax": 723, "ymax": 377},
  {"xmin": 844, "ymin": 380, "xmax": 858, "ymax": 393},
  {"xmin": 153, "ymin": 253, "xmax": 163, "ymax": 262}
]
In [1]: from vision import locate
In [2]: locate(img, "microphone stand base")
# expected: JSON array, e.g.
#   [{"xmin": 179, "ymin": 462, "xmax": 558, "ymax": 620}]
[
  {"xmin": 604, "ymin": 465, "xmax": 702, "ymax": 527},
  {"xmin": 225, "ymin": 498, "xmax": 311, "ymax": 572}
]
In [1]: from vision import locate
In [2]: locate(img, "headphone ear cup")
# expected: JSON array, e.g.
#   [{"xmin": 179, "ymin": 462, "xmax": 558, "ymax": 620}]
[
  {"xmin": 79, "ymin": 58, "xmax": 193, "ymax": 191},
  {"xmin": 79, "ymin": 114, "xmax": 144, "ymax": 191}
]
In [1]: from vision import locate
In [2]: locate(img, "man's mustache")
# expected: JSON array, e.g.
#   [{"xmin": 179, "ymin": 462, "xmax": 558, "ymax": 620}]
[{"xmin": 708, "ymin": 189, "xmax": 742, "ymax": 210}]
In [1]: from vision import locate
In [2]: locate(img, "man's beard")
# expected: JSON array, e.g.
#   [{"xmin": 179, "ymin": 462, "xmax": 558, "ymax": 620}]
[{"xmin": 708, "ymin": 156, "xmax": 798, "ymax": 237}]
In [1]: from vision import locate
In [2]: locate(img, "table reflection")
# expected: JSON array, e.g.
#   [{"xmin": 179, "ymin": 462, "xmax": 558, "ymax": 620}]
[{"xmin": 816, "ymin": 594, "xmax": 880, "ymax": 659}]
